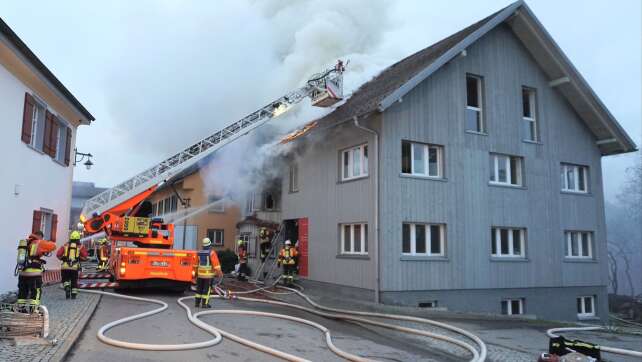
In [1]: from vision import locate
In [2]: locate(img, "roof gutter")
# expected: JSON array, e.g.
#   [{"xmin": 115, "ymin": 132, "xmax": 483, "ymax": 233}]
[{"xmin": 353, "ymin": 115, "xmax": 380, "ymax": 304}]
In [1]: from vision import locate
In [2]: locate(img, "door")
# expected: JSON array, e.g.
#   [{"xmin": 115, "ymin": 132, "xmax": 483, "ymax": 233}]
[{"xmin": 297, "ymin": 218, "xmax": 308, "ymax": 277}]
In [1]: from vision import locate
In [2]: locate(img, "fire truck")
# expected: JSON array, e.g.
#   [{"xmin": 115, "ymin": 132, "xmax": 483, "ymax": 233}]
[{"xmin": 79, "ymin": 62, "xmax": 345, "ymax": 290}]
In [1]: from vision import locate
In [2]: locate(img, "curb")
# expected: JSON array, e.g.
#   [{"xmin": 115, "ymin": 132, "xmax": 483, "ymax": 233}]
[{"xmin": 48, "ymin": 294, "xmax": 101, "ymax": 362}]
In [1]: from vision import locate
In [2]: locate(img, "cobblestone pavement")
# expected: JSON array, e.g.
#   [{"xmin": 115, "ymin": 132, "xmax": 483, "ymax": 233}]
[{"xmin": 0, "ymin": 285, "xmax": 100, "ymax": 362}]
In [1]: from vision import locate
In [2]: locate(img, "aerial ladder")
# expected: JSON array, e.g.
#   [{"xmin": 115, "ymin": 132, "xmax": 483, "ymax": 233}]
[{"xmin": 78, "ymin": 61, "xmax": 345, "ymax": 290}]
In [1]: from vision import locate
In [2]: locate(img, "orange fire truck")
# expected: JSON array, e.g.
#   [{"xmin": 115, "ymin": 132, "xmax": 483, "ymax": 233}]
[{"xmin": 78, "ymin": 62, "xmax": 345, "ymax": 290}]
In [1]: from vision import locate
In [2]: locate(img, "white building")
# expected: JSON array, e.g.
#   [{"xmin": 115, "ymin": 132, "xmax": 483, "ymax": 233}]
[{"xmin": 0, "ymin": 18, "xmax": 94, "ymax": 292}]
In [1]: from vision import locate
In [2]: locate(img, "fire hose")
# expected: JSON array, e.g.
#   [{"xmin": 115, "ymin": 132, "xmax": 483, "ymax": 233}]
[
  {"xmin": 546, "ymin": 326, "xmax": 642, "ymax": 358},
  {"xmin": 78, "ymin": 281, "xmax": 487, "ymax": 361}
]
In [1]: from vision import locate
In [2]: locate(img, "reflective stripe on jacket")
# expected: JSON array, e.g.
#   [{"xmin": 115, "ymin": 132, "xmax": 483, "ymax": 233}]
[
  {"xmin": 196, "ymin": 249, "xmax": 221, "ymax": 279},
  {"xmin": 278, "ymin": 247, "xmax": 297, "ymax": 265}
]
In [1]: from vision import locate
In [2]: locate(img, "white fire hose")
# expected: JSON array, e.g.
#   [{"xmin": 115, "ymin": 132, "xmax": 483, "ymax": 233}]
[
  {"xmin": 546, "ymin": 326, "xmax": 642, "ymax": 358},
  {"xmin": 78, "ymin": 281, "xmax": 487, "ymax": 361}
]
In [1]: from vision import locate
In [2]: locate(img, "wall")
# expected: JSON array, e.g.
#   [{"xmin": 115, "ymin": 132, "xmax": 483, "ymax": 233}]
[
  {"xmin": 281, "ymin": 118, "xmax": 381, "ymax": 290},
  {"xmin": 0, "ymin": 46, "xmax": 83, "ymax": 292},
  {"xmin": 378, "ymin": 25, "xmax": 608, "ymax": 317},
  {"xmin": 147, "ymin": 166, "xmax": 241, "ymax": 252}
]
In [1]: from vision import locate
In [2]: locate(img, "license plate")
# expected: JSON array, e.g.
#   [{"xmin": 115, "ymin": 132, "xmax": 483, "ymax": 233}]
[{"xmin": 151, "ymin": 261, "xmax": 169, "ymax": 267}]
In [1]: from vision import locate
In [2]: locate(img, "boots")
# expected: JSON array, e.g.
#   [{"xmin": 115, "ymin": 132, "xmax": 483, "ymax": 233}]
[
  {"xmin": 64, "ymin": 286, "xmax": 71, "ymax": 300},
  {"xmin": 195, "ymin": 298, "xmax": 201, "ymax": 308}
]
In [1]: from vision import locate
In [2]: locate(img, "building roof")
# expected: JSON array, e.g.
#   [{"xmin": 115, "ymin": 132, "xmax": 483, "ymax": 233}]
[
  {"xmin": 299, "ymin": 1, "xmax": 636, "ymax": 156},
  {"xmin": 0, "ymin": 17, "xmax": 95, "ymax": 123}
]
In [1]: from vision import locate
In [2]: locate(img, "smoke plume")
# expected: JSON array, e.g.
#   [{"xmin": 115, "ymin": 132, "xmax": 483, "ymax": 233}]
[{"xmin": 198, "ymin": 0, "xmax": 399, "ymax": 206}]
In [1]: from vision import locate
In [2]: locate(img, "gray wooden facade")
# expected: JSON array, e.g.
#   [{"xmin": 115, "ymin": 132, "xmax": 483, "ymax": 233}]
[{"xmin": 278, "ymin": 8, "xmax": 634, "ymax": 320}]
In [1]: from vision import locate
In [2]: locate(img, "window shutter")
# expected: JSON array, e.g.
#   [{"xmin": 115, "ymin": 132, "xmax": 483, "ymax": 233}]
[
  {"xmin": 43, "ymin": 111, "xmax": 52, "ymax": 155},
  {"xmin": 32, "ymin": 210, "xmax": 42, "ymax": 234},
  {"xmin": 21, "ymin": 93, "xmax": 35, "ymax": 144},
  {"xmin": 50, "ymin": 120, "xmax": 59, "ymax": 158},
  {"xmin": 51, "ymin": 214, "xmax": 58, "ymax": 242},
  {"xmin": 64, "ymin": 127, "xmax": 72, "ymax": 166}
]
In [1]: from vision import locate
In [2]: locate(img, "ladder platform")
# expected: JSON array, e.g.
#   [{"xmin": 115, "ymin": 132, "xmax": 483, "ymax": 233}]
[
  {"xmin": 79, "ymin": 273, "xmax": 112, "ymax": 279},
  {"xmin": 79, "ymin": 282, "xmax": 119, "ymax": 289}
]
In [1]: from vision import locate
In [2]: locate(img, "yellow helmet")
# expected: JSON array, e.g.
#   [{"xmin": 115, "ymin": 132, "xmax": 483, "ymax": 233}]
[
  {"xmin": 237, "ymin": 239, "xmax": 245, "ymax": 246},
  {"xmin": 70, "ymin": 230, "xmax": 81, "ymax": 241},
  {"xmin": 98, "ymin": 238, "xmax": 107, "ymax": 245},
  {"xmin": 202, "ymin": 238, "xmax": 212, "ymax": 247}
]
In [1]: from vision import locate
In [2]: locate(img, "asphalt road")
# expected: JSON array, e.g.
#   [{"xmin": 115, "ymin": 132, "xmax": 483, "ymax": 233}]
[{"xmin": 65, "ymin": 290, "xmax": 467, "ymax": 362}]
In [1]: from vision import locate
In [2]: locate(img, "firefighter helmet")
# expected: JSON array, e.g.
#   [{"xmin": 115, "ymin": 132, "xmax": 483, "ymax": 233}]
[
  {"xmin": 285, "ymin": 240, "xmax": 292, "ymax": 245},
  {"xmin": 202, "ymin": 238, "xmax": 212, "ymax": 247},
  {"xmin": 70, "ymin": 230, "xmax": 81, "ymax": 241}
]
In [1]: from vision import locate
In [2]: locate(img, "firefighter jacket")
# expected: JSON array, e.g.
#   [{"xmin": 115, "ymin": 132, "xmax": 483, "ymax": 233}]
[
  {"xmin": 196, "ymin": 249, "xmax": 222, "ymax": 279},
  {"xmin": 98, "ymin": 244, "xmax": 110, "ymax": 261},
  {"xmin": 56, "ymin": 242, "xmax": 88, "ymax": 270},
  {"xmin": 237, "ymin": 246, "xmax": 247, "ymax": 264},
  {"xmin": 278, "ymin": 246, "xmax": 298, "ymax": 266},
  {"xmin": 20, "ymin": 238, "xmax": 56, "ymax": 276}
]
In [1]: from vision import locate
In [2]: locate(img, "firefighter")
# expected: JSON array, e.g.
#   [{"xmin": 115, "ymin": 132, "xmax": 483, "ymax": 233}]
[
  {"xmin": 195, "ymin": 237, "xmax": 222, "ymax": 308},
  {"xmin": 236, "ymin": 240, "xmax": 249, "ymax": 281},
  {"xmin": 258, "ymin": 227, "xmax": 271, "ymax": 264},
  {"xmin": 277, "ymin": 240, "xmax": 298, "ymax": 286},
  {"xmin": 56, "ymin": 231, "xmax": 88, "ymax": 299},
  {"xmin": 96, "ymin": 238, "xmax": 110, "ymax": 272},
  {"xmin": 16, "ymin": 231, "xmax": 56, "ymax": 310}
]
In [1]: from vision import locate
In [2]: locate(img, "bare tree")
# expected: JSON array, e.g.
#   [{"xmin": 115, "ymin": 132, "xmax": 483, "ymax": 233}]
[
  {"xmin": 608, "ymin": 249, "xmax": 618, "ymax": 295},
  {"xmin": 609, "ymin": 241, "xmax": 635, "ymax": 297}
]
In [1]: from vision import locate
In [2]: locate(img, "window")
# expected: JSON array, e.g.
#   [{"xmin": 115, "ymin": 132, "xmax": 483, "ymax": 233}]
[
  {"xmin": 163, "ymin": 197, "xmax": 171, "ymax": 214},
  {"xmin": 245, "ymin": 192, "xmax": 257, "ymax": 214},
  {"xmin": 289, "ymin": 163, "xmax": 299, "ymax": 192},
  {"xmin": 501, "ymin": 299, "xmax": 524, "ymax": 315},
  {"xmin": 170, "ymin": 195, "xmax": 178, "ymax": 213},
  {"xmin": 341, "ymin": 144, "xmax": 368, "ymax": 180},
  {"xmin": 32, "ymin": 102, "xmax": 46, "ymax": 151},
  {"xmin": 491, "ymin": 227, "xmax": 526, "ymax": 258},
  {"xmin": 33, "ymin": 209, "xmax": 57, "ymax": 242},
  {"xmin": 490, "ymin": 153, "xmax": 523, "ymax": 186},
  {"xmin": 401, "ymin": 141, "xmax": 443, "ymax": 178},
  {"xmin": 565, "ymin": 231, "xmax": 593, "ymax": 259},
  {"xmin": 264, "ymin": 192, "xmax": 276, "ymax": 210},
  {"xmin": 54, "ymin": 118, "xmax": 67, "ymax": 163},
  {"xmin": 157, "ymin": 200, "xmax": 165, "ymax": 215},
  {"xmin": 577, "ymin": 296, "xmax": 595, "ymax": 317},
  {"xmin": 561, "ymin": 163, "xmax": 589, "ymax": 193},
  {"xmin": 522, "ymin": 87, "xmax": 538, "ymax": 141},
  {"xmin": 151, "ymin": 203, "xmax": 157, "ymax": 216},
  {"xmin": 466, "ymin": 74, "xmax": 484, "ymax": 133},
  {"xmin": 207, "ymin": 229, "xmax": 224, "ymax": 246},
  {"xmin": 208, "ymin": 195, "xmax": 225, "ymax": 213},
  {"xmin": 402, "ymin": 223, "xmax": 445, "ymax": 256},
  {"xmin": 340, "ymin": 223, "xmax": 368, "ymax": 255}
]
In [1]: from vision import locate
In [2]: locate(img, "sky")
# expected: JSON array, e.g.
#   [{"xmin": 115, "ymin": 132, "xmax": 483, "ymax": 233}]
[{"xmin": 1, "ymin": 0, "xmax": 640, "ymax": 201}]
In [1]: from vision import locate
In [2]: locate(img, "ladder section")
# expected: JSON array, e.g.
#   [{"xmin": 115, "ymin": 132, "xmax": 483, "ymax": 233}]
[
  {"xmin": 81, "ymin": 64, "xmax": 344, "ymax": 218},
  {"xmin": 255, "ymin": 223, "xmax": 285, "ymax": 281}
]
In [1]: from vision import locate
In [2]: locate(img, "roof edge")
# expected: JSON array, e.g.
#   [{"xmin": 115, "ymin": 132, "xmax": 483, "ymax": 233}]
[
  {"xmin": 378, "ymin": 1, "xmax": 524, "ymax": 112},
  {"xmin": 516, "ymin": 4, "xmax": 637, "ymax": 155},
  {"xmin": 0, "ymin": 17, "xmax": 95, "ymax": 123}
]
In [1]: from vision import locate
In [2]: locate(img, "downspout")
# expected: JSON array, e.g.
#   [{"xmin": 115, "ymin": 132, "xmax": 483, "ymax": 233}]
[{"xmin": 353, "ymin": 115, "xmax": 380, "ymax": 304}]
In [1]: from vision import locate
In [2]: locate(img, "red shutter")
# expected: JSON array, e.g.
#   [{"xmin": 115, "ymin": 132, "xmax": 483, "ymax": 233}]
[
  {"xmin": 50, "ymin": 214, "xmax": 58, "ymax": 242},
  {"xmin": 32, "ymin": 210, "xmax": 42, "ymax": 234},
  {"xmin": 49, "ymin": 120, "xmax": 59, "ymax": 158},
  {"xmin": 21, "ymin": 93, "xmax": 35, "ymax": 144},
  {"xmin": 64, "ymin": 127, "xmax": 72, "ymax": 166},
  {"xmin": 43, "ymin": 111, "xmax": 52, "ymax": 155}
]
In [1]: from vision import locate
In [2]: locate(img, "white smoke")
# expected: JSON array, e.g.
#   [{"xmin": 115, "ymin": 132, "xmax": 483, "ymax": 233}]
[{"xmin": 198, "ymin": 0, "xmax": 401, "ymax": 206}]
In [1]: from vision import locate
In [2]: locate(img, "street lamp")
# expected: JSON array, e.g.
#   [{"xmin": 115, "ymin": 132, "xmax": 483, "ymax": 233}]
[{"xmin": 74, "ymin": 148, "xmax": 94, "ymax": 170}]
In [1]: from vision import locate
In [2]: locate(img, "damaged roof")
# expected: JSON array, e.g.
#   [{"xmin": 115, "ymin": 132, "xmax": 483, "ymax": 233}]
[{"xmin": 300, "ymin": 0, "xmax": 636, "ymax": 155}]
